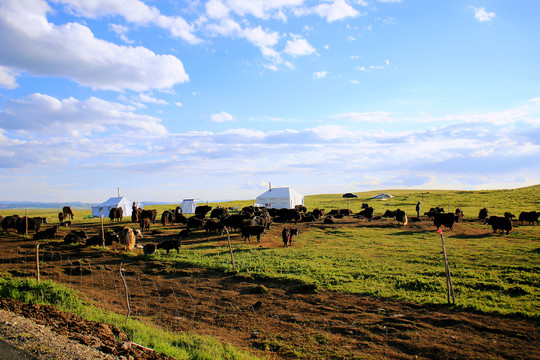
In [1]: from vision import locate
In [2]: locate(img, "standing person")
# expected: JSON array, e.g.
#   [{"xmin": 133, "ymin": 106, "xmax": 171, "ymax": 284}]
[{"xmin": 416, "ymin": 201, "xmax": 421, "ymax": 218}]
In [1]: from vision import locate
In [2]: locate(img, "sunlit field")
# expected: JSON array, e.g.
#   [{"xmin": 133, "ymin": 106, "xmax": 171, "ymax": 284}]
[{"xmin": 2, "ymin": 186, "xmax": 539, "ymax": 317}]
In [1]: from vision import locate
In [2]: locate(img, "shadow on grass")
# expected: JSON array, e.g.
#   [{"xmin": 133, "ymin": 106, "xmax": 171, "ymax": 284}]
[{"xmin": 449, "ymin": 233, "xmax": 493, "ymax": 239}]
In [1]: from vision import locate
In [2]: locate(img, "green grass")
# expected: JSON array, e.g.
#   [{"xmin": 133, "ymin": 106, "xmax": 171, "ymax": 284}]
[
  {"xmin": 0, "ymin": 277, "xmax": 259, "ymax": 360},
  {"xmin": 3, "ymin": 186, "xmax": 539, "ymax": 319},
  {"xmin": 303, "ymin": 185, "xmax": 540, "ymax": 218},
  {"xmin": 155, "ymin": 223, "xmax": 539, "ymax": 317}
]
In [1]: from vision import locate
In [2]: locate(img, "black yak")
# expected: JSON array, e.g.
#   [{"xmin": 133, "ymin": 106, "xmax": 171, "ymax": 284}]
[
  {"xmin": 241, "ymin": 225, "xmax": 265, "ymax": 243},
  {"xmin": 156, "ymin": 239, "xmax": 181, "ymax": 254},
  {"xmin": 433, "ymin": 213, "xmax": 455, "ymax": 230},
  {"xmin": 485, "ymin": 216, "xmax": 513, "ymax": 234},
  {"xmin": 282, "ymin": 227, "xmax": 298, "ymax": 247}
]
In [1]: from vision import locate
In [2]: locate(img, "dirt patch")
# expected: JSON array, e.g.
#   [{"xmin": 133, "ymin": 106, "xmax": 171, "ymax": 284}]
[{"xmin": 0, "ymin": 216, "xmax": 538, "ymax": 359}]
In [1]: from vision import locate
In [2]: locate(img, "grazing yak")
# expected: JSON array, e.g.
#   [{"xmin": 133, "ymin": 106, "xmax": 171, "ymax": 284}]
[
  {"xmin": 204, "ymin": 218, "xmax": 222, "ymax": 235},
  {"xmin": 140, "ymin": 217, "xmax": 151, "ymax": 231},
  {"xmin": 161, "ymin": 210, "xmax": 174, "ymax": 226},
  {"xmin": 504, "ymin": 212, "xmax": 516, "ymax": 219},
  {"xmin": 518, "ymin": 211, "xmax": 539, "ymax": 225},
  {"xmin": 64, "ymin": 230, "xmax": 88, "ymax": 244},
  {"xmin": 312, "ymin": 208, "xmax": 325, "ymax": 221},
  {"xmin": 156, "ymin": 239, "xmax": 181, "ymax": 254},
  {"xmin": 282, "ymin": 227, "xmax": 298, "ymax": 247},
  {"xmin": 179, "ymin": 229, "xmax": 190, "ymax": 239},
  {"xmin": 328, "ymin": 209, "xmax": 353, "ymax": 217},
  {"xmin": 16, "ymin": 217, "xmax": 43, "ymax": 234},
  {"xmin": 62, "ymin": 206, "xmax": 74, "ymax": 220},
  {"xmin": 433, "ymin": 213, "xmax": 456, "ymax": 230},
  {"xmin": 195, "ymin": 205, "xmax": 212, "ymax": 219},
  {"xmin": 140, "ymin": 209, "xmax": 157, "ymax": 224},
  {"xmin": 300, "ymin": 213, "xmax": 317, "ymax": 222},
  {"xmin": 479, "ymin": 208, "xmax": 489, "ymax": 221},
  {"xmin": 33, "ymin": 225, "xmax": 59, "ymax": 240},
  {"xmin": 485, "ymin": 216, "xmax": 513, "ymax": 234},
  {"xmin": 295, "ymin": 205, "xmax": 307, "ymax": 213},
  {"xmin": 221, "ymin": 214, "xmax": 249, "ymax": 232},
  {"xmin": 210, "ymin": 207, "xmax": 228, "ymax": 219},
  {"xmin": 394, "ymin": 209, "xmax": 408, "ymax": 226},
  {"xmin": 455, "ymin": 208, "xmax": 464, "ymax": 222},
  {"xmin": 323, "ymin": 216, "xmax": 334, "ymax": 224},
  {"xmin": 104, "ymin": 232, "xmax": 120, "ymax": 246},
  {"xmin": 118, "ymin": 227, "xmax": 143, "ymax": 252},
  {"xmin": 109, "ymin": 207, "xmax": 123, "ymax": 222},
  {"xmin": 85, "ymin": 235, "xmax": 103, "ymax": 247},
  {"xmin": 85, "ymin": 232, "xmax": 120, "ymax": 247},
  {"xmin": 276, "ymin": 209, "xmax": 302, "ymax": 224},
  {"xmin": 173, "ymin": 213, "xmax": 188, "ymax": 225},
  {"xmin": 241, "ymin": 225, "xmax": 265, "ymax": 243},
  {"xmin": 1, "ymin": 215, "xmax": 19, "ymax": 232},
  {"xmin": 357, "ymin": 207, "xmax": 374, "ymax": 222},
  {"xmin": 424, "ymin": 207, "xmax": 444, "ymax": 220},
  {"xmin": 143, "ymin": 243, "xmax": 157, "ymax": 255},
  {"xmin": 187, "ymin": 216, "xmax": 205, "ymax": 231}
]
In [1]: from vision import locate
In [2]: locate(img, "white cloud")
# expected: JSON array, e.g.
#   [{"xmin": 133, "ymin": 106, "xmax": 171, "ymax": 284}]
[
  {"xmin": 222, "ymin": 0, "xmax": 305, "ymax": 20},
  {"xmin": 0, "ymin": 93, "xmax": 167, "ymax": 136},
  {"xmin": 284, "ymin": 37, "xmax": 316, "ymax": 57},
  {"xmin": 0, "ymin": 66, "xmax": 20, "ymax": 89},
  {"xmin": 312, "ymin": 0, "xmax": 361, "ymax": 22},
  {"xmin": 332, "ymin": 111, "xmax": 394, "ymax": 123},
  {"xmin": 108, "ymin": 23, "xmax": 134, "ymax": 43},
  {"xmin": 210, "ymin": 111, "xmax": 234, "ymax": 122},
  {"xmin": 356, "ymin": 61, "xmax": 389, "ymax": 72},
  {"xmin": 0, "ymin": 0, "xmax": 189, "ymax": 92},
  {"xmin": 241, "ymin": 26, "xmax": 281, "ymax": 58},
  {"xmin": 53, "ymin": 0, "xmax": 200, "ymax": 44},
  {"xmin": 472, "ymin": 6, "xmax": 496, "ymax": 22},
  {"xmin": 1, "ymin": 98, "xmax": 539, "ymax": 199},
  {"xmin": 206, "ymin": 0, "xmax": 231, "ymax": 19},
  {"xmin": 205, "ymin": 17, "xmax": 242, "ymax": 37},
  {"xmin": 313, "ymin": 71, "xmax": 328, "ymax": 79},
  {"xmin": 137, "ymin": 94, "xmax": 168, "ymax": 105}
]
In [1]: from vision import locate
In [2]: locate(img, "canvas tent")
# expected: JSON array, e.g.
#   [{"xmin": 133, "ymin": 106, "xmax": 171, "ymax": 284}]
[
  {"xmin": 370, "ymin": 193, "xmax": 394, "ymax": 200},
  {"xmin": 255, "ymin": 187, "xmax": 304, "ymax": 209},
  {"xmin": 180, "ymin": 199, "xmax": 198, "ymax": 214},
  {"xmin": 91, "ymin": 197, "xmax": 141, "ymax": 218}
]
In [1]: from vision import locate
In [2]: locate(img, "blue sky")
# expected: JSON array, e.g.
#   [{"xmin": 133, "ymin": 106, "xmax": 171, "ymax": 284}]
[{"xmin": 1, "ymin": 0, "xmax": 539, "ymax": 203}]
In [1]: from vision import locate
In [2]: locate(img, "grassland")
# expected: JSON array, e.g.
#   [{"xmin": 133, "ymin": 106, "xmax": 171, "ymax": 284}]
[{"xmin": 2, "ymin": 185, "xmax": 539, "ymax": 318}]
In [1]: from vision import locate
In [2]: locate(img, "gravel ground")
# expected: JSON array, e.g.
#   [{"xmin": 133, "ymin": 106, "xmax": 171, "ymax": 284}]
[{"xmin": 0, "ymin": 309, "xmax": 118, "ymax": 360}]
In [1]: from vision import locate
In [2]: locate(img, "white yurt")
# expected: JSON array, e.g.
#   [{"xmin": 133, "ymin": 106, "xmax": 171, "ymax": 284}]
[
  {"xmin": 370, "ymin": 193, "xmax": 394, "ymax": 200},
  {"xmin": 255, "ymin": 187, "xmax": 304, "ymax": 209},
  {"xmin": 180, "ymin": 199, "xmax": 198, "ymax": 214},
  {"xmin": 92, "ymin": 197, "xmax": 141, "ymax": 218}
]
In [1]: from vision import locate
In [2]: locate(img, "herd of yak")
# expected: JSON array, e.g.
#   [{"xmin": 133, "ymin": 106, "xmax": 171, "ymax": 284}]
[{"xmin": 1, "ymin": 203, "xmax": 539, "ymax": 254}]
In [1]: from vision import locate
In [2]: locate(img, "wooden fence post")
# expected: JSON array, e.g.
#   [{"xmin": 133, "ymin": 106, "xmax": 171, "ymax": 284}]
[
  {"xmin": 224, "ymin": 227, "xmax": 236, "ymax": 271},
  {"xmin": 35, "ymin": 243, "xmax": 40, "ymax": 282},
  {"xmin": 100, "ymin": 215, "xmax": 105, "ymax": 247},
  {"xmin": 438, "ymin": 229, "xmax": 455, "ymax": 304},
  {"xmin": 119, "ymin": 263, "xmax": 131, "ymax": 324}
]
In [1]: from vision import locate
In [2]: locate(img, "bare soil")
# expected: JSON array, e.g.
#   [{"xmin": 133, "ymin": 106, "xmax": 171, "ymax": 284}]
[{"xmin": 0, "ymin": 216, "xmax": 538, "ymax": 360}]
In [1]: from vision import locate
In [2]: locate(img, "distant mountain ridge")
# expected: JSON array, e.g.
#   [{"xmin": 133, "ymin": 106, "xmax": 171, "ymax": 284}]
[{"xmin": 0, "ymin": 201, "xmax": 178, "ymax": 210}]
